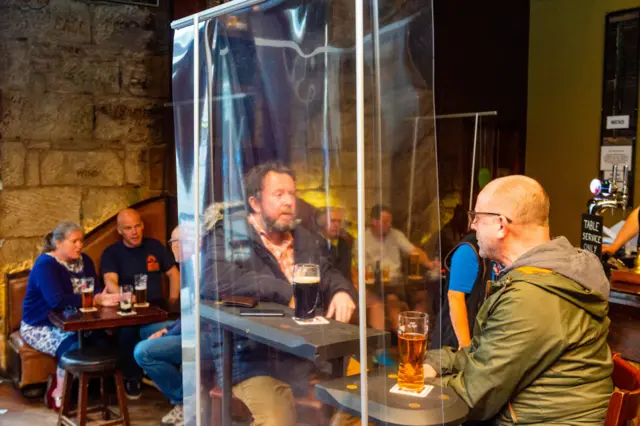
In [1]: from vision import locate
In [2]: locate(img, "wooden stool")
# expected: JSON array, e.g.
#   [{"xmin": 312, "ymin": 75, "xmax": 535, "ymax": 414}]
[{"xmin": 57, "ymin": 349, "xmax": 129, "ymax": 426}]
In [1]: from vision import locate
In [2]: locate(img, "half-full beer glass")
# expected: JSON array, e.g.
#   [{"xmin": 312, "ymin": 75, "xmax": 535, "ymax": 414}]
[
  {"xmin": 80, "ymin": 277, "xmax": 95, "ymax": 310},
  {"xmin": 397, "ymin": 311, "xmax": 428, "ymax": 392},
  {"xmin": 134, "ymin": 274, "xmax": 148, "ymax": 307},
  {"xmin": 293, "ymin": 264, "xmax": 320, "ymax": 321},
  {"xmin": 120, "ymin": 285, "xmax": 133, "ymax": 313}
]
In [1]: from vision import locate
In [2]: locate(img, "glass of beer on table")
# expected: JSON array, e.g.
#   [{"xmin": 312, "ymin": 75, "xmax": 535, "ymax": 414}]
[
  {"xmin": 134, "ymin": 274, "xmax": 148, "ymax": 307},
  {"xmin": 80, "ymin": 277, "xmax": 95, "ymax": 312},
  {"xmin": 293, "ymin": 264, "xmax": 320, "ymax": 321},
  {"xmin": 397, "ymin": 311, "xmax": 428, "ymax": 392},
  {"xmin": 408, "ymin": 253, "xmax": 422, "ymax": 280},
  {"xmin": 120, "ymin": 285, "xmax": 133, "ymax": 314}
]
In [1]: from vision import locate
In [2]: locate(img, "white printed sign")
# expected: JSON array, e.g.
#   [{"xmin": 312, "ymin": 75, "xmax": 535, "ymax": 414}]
[
  {"xmin": 600, "ymin": 145, "xmax": 633, "ymax": 171},
  {"xmin": 606, "ymin": 115, "xmax": 630, "ymax": 129}
]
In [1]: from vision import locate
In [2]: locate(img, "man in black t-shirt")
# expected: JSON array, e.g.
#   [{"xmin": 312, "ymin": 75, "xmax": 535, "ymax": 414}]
[{"xmin": 100, "ymin": 208, "xmax": 180, "ymax": 399}]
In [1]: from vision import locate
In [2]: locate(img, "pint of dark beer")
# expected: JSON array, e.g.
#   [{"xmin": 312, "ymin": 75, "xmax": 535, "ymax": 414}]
[
  {"xmin": 292, "ymin": 264, "xmax": 320, "ymax": 320},
  {"xmin": 134, "ymin": 274, "xmax": 148, "ymax": 306},
  {"xmin": 80, "ymin": 278, "xmax": 95, "ymax": 310},
  {"xmin": 120, "ymin": 285, "xmax": 133, "ymax": 313},
  {"xmin": 397, "ymin": 311, "xmax": 428, "ymax": 392}
]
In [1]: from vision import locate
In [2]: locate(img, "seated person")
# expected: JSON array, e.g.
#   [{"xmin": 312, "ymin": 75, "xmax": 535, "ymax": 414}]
[
  {"xmin": 134, "ymin": 225, "xmax": 206, "ymax": 426},
  {"xmin": 424, "ymin": 176, "xmax": 612, "ymax": 424},
  {"xmin": 362, "ymin": 204, "xmax": 439, "ymax": 330},
  {"xmin": 201, "ymin": 162, "xmax": 357, "ymax": 426},
  {"xmin": 20, "ymin": 222, "xmax": 119, "ymax": 411},
  {"xmin": 101, "ymin": 208, "xmax": 179, "ymax": 399}
]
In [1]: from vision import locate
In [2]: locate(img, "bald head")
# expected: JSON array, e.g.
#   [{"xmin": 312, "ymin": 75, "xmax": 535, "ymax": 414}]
[
  {"xmin": 477, "ymin": 175, "xmax": 550, "ymax": 227},
  {"xmin": 117, "ymin": 208, "xmax": 144, "ymax": 248}
]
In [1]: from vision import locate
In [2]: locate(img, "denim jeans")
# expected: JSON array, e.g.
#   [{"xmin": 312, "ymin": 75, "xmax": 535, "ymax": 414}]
[
  {"xmin": 118, "ymin": 321, "xmax": 174, "ymax": 380},
  {"xmin": 134, "ymin": 334, "xmax": 183, "ymax": 404}
]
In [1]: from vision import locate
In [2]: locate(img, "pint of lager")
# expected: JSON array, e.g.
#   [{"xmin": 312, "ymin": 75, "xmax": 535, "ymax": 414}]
[
  {"xmin": 81, "ymin": 277, "xmax": 95, "ymax": 310},
  {"xmin": 120, "ymin": 285, "xmax": 133, "ymax": 313},
  {"xmin": 292, "ymin": 264, "xmax": 320, "ymax": 320},
  {"xmin": 397, "ymin": 311, "xmax": 428, "ymax": 392},
  {"xmin": 134, "ymin": 274, "xmax": 148, "ymax": 306}
]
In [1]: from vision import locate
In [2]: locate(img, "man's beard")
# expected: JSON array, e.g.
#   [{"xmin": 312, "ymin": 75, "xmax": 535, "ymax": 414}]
[{"xmin": 263, "ymin": 211, "xmax": 297, "ymax": 233}]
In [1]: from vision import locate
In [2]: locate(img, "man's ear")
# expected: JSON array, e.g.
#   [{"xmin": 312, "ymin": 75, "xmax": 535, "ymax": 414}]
[
  {"xmin": 117, "ymin": 227, "xmax": 123, "ymax": 236},
  {"xmin": 248, "ymin": 196, "xmax": 261, "ymax": 214}
]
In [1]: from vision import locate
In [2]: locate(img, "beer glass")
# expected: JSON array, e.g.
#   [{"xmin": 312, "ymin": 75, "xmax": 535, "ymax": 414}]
[
  {"xmin": 397, "ymin": 311, "xmax": 428, "ymax": 392},
  {"xmin": 382, "ymin": 265, "xmax": 391, "ymax": 282},
  {"xmin": 119, "ymin": 285, "xmax": 133, "ymax": 313},
  {"xmin": 408, "ymin": 253, "xmax": 422, "ymax": 280},
  {"xmin": 134, "ymin": 274, "xmax": 148, "ymax": 307},
  {"xmin": 80, "ymin": 277, "xmax": 95, "ymax": 312},
  {"xmin": 365, "ymin": 264, "xmax": 375, "ymax": 285},
  {"xmin": 293, "ymin": 264, "xmax": 320, "ymax": 321}
]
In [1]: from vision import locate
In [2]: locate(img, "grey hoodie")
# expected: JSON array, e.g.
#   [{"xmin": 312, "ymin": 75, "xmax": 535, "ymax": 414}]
[{"xmin": 502, "ymin": 236, "xmax": 610, "ymax": 299}]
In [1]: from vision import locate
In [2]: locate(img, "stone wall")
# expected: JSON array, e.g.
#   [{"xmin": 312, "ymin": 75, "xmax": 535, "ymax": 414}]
[{"xmin": 0, "ymin": 0, "xmax": 173, "ymax": 370}]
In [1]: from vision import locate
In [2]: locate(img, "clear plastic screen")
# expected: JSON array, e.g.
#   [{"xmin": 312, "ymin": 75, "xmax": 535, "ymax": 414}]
[{"xmin": 171, "ymin": 0, "xmax": 444, "ymax": 424}]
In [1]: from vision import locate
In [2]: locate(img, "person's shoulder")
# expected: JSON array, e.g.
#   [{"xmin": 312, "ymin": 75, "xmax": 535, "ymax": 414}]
[
  {"xmin": 33, "ymin": 253, "xmax": 55, "ymax": 267},
  {"xmin": 103, "ymin": 240, "xmax": 124, "ymax": 254},
  {"xmin": 143, "ymin": 237, "xmax": 165, "ymax": 250},
  {"xmin": 389, "ymin": 228, "xmax": 408, "ymax": 240},
  {"xmin": 81, "ymin": 253, "xmax": 96, "ymax": 267}
]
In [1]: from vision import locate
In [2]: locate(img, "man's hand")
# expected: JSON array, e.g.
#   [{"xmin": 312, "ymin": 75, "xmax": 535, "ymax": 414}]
[
  {"xmin": 602, "ymin": 244, "xmax": 617, "ymax": 256},
  {"xmin": 96, "ymin": 292, "xmax": 120, "ymax": 307},
  {"xmin": 326, "ymin": 291, "xmax": 355, "ymax": 323},
  {"xmin": 423, "ymin": 363, "xmax": 437, "ymax": 378},
  {"xmin": 149, "ymin": 328, "xmax": 168, "ymax": 340}
]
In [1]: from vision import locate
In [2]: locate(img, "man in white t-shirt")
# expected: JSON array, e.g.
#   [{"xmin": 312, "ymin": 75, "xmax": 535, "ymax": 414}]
[{"xmin": 363, "ymin": 204, "xmax": 439, "ymax": 279}]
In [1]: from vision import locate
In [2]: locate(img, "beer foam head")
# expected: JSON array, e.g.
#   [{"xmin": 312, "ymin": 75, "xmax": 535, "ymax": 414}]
[{"xmin": 294, "ymin": 276, "xmax": 320, "ymax": 284}]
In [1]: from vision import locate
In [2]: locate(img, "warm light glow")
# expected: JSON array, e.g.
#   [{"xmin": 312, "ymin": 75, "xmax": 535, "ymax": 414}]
[{"xmin": 590, "ymin": 178, "xmax": 602, "ymax": 195}]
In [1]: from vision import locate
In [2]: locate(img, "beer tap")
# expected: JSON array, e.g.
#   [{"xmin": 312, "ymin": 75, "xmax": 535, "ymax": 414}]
[{"xmin": 587, "ymin": 164, "xmax": 629, "ymax": 216}]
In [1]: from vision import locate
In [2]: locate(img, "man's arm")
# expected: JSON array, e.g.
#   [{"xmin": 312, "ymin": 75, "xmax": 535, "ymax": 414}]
[
  {"xmin": 165, "ymin": 265, "xmax": 180, "ymax": 305},
  {"xmin": 103, "ymin": 272, "xmax": 120, "ymax": 294},
  {"xmin": 603, "ymin": 206, "xmax": 639, "ymax": 254},
  {"xmin": 448, "ymin": 291, "xmax": 471, "ymax": 348},
  {"xmin": 427, "ymin": 284, "xmax": 566, "ymax": 421},
  {"xmin": 394, "ymin": 230, "xmax": 438, "ymax": 269}
]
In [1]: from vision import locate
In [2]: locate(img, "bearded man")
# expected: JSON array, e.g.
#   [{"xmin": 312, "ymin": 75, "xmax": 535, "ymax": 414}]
[{"xmin": 201, "ymin": 162, "xmax": 357, "ymax": 426}]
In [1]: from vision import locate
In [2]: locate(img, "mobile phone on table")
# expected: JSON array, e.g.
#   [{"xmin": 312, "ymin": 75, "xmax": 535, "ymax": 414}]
[{"xmin": 239, "ymin": 309, "xmax": 285, "ymax": 317}]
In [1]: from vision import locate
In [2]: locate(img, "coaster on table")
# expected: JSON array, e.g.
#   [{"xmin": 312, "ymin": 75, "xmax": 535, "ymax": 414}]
[
  {"xmin": 116, "ymin": 311, "xmax": 137, "ymax": 317},
  {"xmin": 389, "ymin": 384, "xmax": 433, "ymax": 398},
  {"xmin": 79, "ymin": 307, "xmax": 97, "ymax": 313},
  {"xmin": 133, "ymin": 302, "xmax": 149, "ymax": 308},
  {"xmin": 292, "ymin": 316, "xmax": 330, "ymax": 326}
]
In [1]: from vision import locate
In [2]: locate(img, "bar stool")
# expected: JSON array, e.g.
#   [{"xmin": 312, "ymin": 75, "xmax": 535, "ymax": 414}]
[{"xmin": 57, "ymin": 349, "xmax": 130, "ymax": 426}]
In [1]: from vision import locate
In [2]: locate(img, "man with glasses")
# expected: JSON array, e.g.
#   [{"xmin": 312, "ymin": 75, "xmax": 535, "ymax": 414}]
[{"xmin": 425, "ymin": 175, "xmax": 613, "ymax": 425}]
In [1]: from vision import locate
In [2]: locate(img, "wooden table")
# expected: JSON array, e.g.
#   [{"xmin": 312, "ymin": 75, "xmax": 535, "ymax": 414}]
[
  {"xmin": 49, "ymin": 306, "xmax": 169, "ymax": 349},
  {"xmin": 315, "ymin": 372, "xmax": 469, "ymax": 426},
  {"xmin": 609, "ymin": 270, "xmax": 640, "ymax": 361},
  {"xmin": 200, "ymin": 300, "xmax": 390, "ymax": 426}
]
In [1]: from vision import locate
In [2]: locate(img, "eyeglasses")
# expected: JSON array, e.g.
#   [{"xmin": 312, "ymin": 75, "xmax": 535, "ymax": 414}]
[{"xmin": 467, "ymin": 211, "xmax": 513, "ymax": 225}]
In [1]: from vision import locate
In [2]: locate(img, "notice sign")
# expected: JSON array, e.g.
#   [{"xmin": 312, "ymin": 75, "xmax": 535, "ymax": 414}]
[
  {"xmin": 606, "ymin": 115, "xmax": 631, "ymax": 129},
  {"xmin": 581, "ymin": 214, "xmax": 603, "ymax": 257}
]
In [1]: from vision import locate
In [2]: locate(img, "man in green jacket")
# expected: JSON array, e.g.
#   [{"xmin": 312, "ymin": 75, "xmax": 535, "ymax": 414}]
[{"xmin": 425, "ymin": 175, "xmax": 613, "ymax": 425}]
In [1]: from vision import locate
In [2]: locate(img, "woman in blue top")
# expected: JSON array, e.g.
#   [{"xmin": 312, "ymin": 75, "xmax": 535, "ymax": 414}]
[{"xmin": 21, "ymin": 222, "xmax": 120, "ymax": 410}]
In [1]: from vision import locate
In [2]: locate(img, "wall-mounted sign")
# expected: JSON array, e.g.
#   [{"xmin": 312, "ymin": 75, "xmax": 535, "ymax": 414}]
[
  {"xmin": 606, "ymin": 115, "xmax": 631, "ymax": 129},
  {"xmin": 581, "ymin": 213, "xmax": 603, "ymax": 257},
  {"xmin": 600, "ymin": 145, "xmax": 633, "ymax": 172}
]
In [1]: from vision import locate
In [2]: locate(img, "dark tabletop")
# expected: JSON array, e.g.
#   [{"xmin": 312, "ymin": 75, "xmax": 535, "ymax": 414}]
[
  {"xmin": 200, "ymin": 300, "xmax": 390, "ymax": 362},
  {"xmin": 315, "ymin": 372, "xmax": 469, "ymax": 426},
  {"xmin": 49, "ymin": 306, "xmax": 168, "ymax": 332}
]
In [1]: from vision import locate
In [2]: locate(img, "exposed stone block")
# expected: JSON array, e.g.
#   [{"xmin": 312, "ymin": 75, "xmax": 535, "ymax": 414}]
[
  {"xmin": 40, "ymin": 150, "xmax": 125, "ymax": 187},
  {"xmin": 81, "ymin": 187, "xmax": 139, "ymax": 231},
  {"xmin": 0, "ymin": 40, "xmax": 29, "ymax": 89},
  {"xmin": 0, "ymin": 237, "xmax": 41, "ymax": 270},
  {"xmin": 0, "ymin": 0, "xmax": 91, "ymax": 44},
  {"xmin": 1, "ymin": 91, "xmax": 93, "ymax": 140},
  {"xmin": 148, "ymin": 146, "xmax": 166, "ymax": 190},
  {"xmin": 94, "ymin": 97, "xmax": 160, "ymax": 143},
  {"xmin": 1, "ymin": 142, "xmax": 26, "ymax": 187},
  {"xmin": 30, "ymin": 42, "xmax": 120, "ymax": 94},
  {"xmin": 25, "ymin": 150, "xmax": 40, "ymax": 186},
  {"xmin": 0, "ymin": 187, "xmax": 82, "ymax": 238},
  {"xmin": 121, "ymin": 52, "xmax": 170, "ymax": 98},
  {"xmin": 125, "ymin": 145, "xmax": 148, "ymax": 186},
  {"xmin": 92, "ymin": 4, "xmax": 155, "ymax": 51}
]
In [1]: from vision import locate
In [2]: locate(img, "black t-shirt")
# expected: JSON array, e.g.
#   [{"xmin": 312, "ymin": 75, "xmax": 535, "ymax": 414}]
[{"xmin": 100, "ymin": 238, "xmax": 176, "ymax": 304}]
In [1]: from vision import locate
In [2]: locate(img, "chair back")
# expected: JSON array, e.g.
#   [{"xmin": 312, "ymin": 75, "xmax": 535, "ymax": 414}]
[
  {"xmin": 5, "ymin": 270, "xmax": 30, "ymax": 335},
  {"xmin": 606, "ymin": 353, "xmax": 640, "ymax": 426}
]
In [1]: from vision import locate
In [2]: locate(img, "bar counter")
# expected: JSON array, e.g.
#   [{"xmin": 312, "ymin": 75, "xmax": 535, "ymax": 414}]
[{"xmin": 608, "ymin": 270, "xmax": 640, "ymax": 362}]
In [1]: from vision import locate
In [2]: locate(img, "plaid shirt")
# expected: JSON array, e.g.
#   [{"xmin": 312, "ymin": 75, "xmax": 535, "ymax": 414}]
[{"xmin": 248, "ymin": 214, "xmax": 294, "ymax": 283}]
